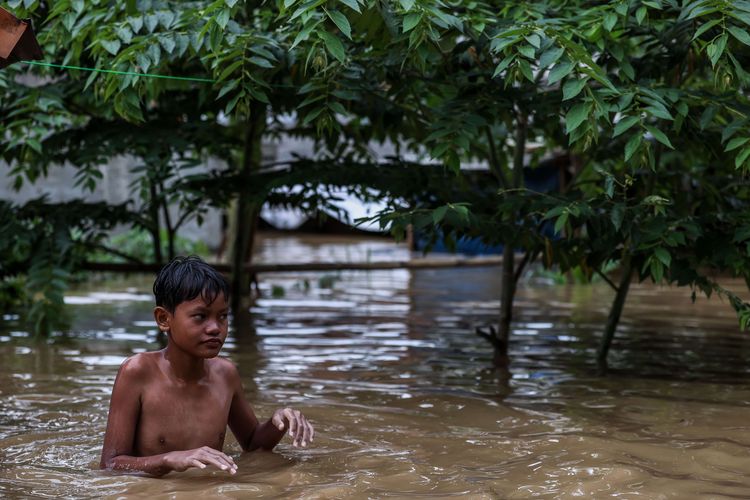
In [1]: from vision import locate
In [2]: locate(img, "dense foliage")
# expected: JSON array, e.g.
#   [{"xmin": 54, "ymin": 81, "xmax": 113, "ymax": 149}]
[{"xmin": 2, "ymin": 0, "xmax": 749, "ymax": 366}]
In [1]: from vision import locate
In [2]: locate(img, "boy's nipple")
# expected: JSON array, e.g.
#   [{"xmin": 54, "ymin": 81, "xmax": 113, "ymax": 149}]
[{"xmin": 158, "ymin": 436, "xmax": 166, "ymax": 446}]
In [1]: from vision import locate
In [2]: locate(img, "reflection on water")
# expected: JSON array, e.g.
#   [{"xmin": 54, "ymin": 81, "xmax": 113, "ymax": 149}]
[{"xmin": 1, "ymin": 234, "xmax": 750, "ymax": 498}]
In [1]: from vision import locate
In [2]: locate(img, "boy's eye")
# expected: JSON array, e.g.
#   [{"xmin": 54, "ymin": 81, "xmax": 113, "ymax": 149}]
[
  {"xmin": 219, "ymin": 314, "xmax": 228, "ymax": 321},
  {"xmin": 193, "ymin": 314, "xmax": 206, "ymax": 320}
]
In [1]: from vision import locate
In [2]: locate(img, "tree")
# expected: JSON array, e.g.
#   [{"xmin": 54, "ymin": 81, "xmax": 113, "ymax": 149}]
[
  {"xmin": 2, "ymin": 0, "xmax": 430, "ymax": 331},
  {"xmin": 3, "ymin": 0, "xmax": 750, "ymax": 370},
  {"xmin": 371, "ymin": 0, "xmax": 750, "ymax": 366}
]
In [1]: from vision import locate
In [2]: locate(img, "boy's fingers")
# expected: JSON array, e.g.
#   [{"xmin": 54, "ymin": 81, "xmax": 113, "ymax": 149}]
[
  {"xmin": 303, "ymin": 419, "xmax": 314, "ymax": 446},
  {"xmin": 199, "ymin": 452, "xmax": 233, "ymax": 472},
  {"xmin": 294, "ymin": 413, "xmax": 306, "ymax": 447},
  {"xmin": 201, "ymin": 447, "xmax": 236, "ymax": 468},
  {"xmin": 272, "ymin": 413, "xmax": 285, "ymax": 431},
  {"xmin": 190, "ymin": 459, "xmax": 206, "ymax": 469},
  {"xmin": 285, "ymin": 410, "xmax": 298, "ymax": 443}
]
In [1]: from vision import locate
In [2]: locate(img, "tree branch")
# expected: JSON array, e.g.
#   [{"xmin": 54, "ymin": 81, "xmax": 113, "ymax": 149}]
[{"xmin": 485, "ymin": 126, "xmax": 510, "ymax": 189}]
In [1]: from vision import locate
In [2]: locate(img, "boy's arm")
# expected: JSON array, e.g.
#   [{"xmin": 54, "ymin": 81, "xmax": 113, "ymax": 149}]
[
  {"xmin": 226, "ymin": 365, "xmax": 314, "ymax": 451},
  {"xmin": 100, "ymin": 356, "xmax": 236, "ymax": 476},
  {"xmin": 100, "ymin": 356, "xmax": 161, "ymax": 473}
]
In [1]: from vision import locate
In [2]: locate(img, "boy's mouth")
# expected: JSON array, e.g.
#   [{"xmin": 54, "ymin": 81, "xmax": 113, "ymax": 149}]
[{"xmin": 202, "ymin": 339, "xmax": 223, "ymax": 347}]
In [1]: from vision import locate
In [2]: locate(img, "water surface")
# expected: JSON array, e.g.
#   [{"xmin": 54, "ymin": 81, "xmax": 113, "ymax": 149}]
[{"xmin": 1, "ymin": 234, "xmax": 750, "ymax": 498}]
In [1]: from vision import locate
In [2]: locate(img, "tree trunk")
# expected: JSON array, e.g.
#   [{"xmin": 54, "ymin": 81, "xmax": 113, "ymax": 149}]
[
  {"xmin": 159, "ymin": 180, "xmax": 176, "ymax": 261},
  {"xmin": 597, "ymin": 256, "xmax": 633, "ymax": 370},
  {"xmin": 148, "ymin": 181, "xmax": 163, "ymax": 264},
  {"xmin": 493, "ymin": 112, "xmax": 527, "ymax": 366},
  {"xmin": 496, "ymin": 243, "xmax": 514, "ymax": 366},
  {"xmin": 230, "ymin": 102, "xmax": 266, "ymax": 319}
]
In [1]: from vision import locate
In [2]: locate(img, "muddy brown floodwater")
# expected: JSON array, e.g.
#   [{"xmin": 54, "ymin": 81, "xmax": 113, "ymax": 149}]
[{"xmin": 2, "ymin": 234, "xmax": 750, "ymax": 499}]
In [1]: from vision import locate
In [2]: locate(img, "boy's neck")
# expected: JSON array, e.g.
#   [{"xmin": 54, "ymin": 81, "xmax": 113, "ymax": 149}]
[{"xmin": 162, "ymin": 344, "xmax": 207, "ymax": 381}]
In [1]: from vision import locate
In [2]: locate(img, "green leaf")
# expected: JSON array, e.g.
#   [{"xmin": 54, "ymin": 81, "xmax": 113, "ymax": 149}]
[
  {"xmin": 216, "ymin": 59, "xmax": 243, "ymax": 83},
  {"xmin": 517, "ymin": 44, "xmax": 535, "ymax": 59},
  {"xmin": 543, "ymin": 206, "xmax": 565, "ymax": 220},
  {"xmin": 135, "ymin": 52, "xmax": 151, "ymax": 72},
  {"xmin": 562, "ymin": 78, "xmax": 586, "ymax": 100},
  {"xmin": 699, "ymin": 105, "xmax": 717, "ymax": 130},
  {"xmin": 327, "ymin": 9, "xmax": 352, "ymax": 39},
  {"xmin": 611, "ymin": 203, "xmax": 625, "ymax": 231},
  {"xmin": 159, "ymin": 35, "xmax": 176, "ymax": 54},
  {"xmin": 613, "ymin": 116, "xmax": 640, "ymax": 137},
  {"xmin": 728, "ymin": 26, "xmax": 750, "ymax": 46},
  {"xmin": 654, "ymin": 247, "xmax": 671, "ymax": 266},
  {"xmin": 291, "ymin": 20, "xmax": 321, "ymax": 49},
  {"xmin": 27, "ymin": 138, "xmax": 42, "ymax": 153},
  {"xmin": 603, "ymin": 13, "xmax": 617, "ymax": 31},
  {"xmin": 116, "ymin": 26, "xmax": 133, "ymax": 44},
  {"xmin": 225, "ymin": 91, "xmax": 244, "ymax": 114},
  {"xmin": 398, "ymin": 0, "xmax": 413, "ymax": 10},
  {"xmin": 215, "ymin": 9, "xmax": 230, "ymax": 29},
  {"xmin": 649, "ymin": 258, "xmax": 664, "ymax": 283},
  {"xmin": 328, "ymin": 101, "xmax": 347, "ymax": 115},
  {"xmin": 100, "ymin": 39, "xmax": 121, "ymax": 55},
  {"xmin": 646, "ymin": 105, "xmax": 673, "ymax": 121},
  {"xmin": 725, "ymin": 137, "xmax": 749, "ymax": 152},
  {"xmin": 147, "ymin": 43, "xmax": 160, "ymax": 66},
  {"xmin": 708, "ymin": 34, "xmax": 728, "ymax": 66},
  {"xmin": 518, "ymin": 59, "xmax": 534, "ymax": 82},
  {"xmin": 624, "ymin": 133, "xmax": 643, "ymax": 161},
  {"xmin": 692, "ymin": 19, "xmax": 721, "ymax": 40},
  {"xmin": 492, "ymin": 55, "xmax": 514, "ymax": 78},
  {"xmin": 216, "ymin": 79, "xmax": 239, "ymax": 99},
  {"xmin": 645, "ymin": 126, "xmax": 674, "ymax": 149},
  {"xmin": 735, "ymin": 146, "xmax": 750, "ymax": 168},
  {"xmin": 548, "ymin": 61, "xmax": 574, "ymax": 84},
  {"xmin": 432, "ymin": 205, "xmax": 448, "ymax": 224},
  {"xmin": 635, "ymin": 6, "xmax": 647, "ymax": 25},
  {"xmin": 554, "ymin": 211, "xmax": 568, "ymax": 235},
  {"xmin": 565, "ymin": 103, "xmax": 589, "ymax": 134},
  {"xmin": 319, "ymin": 31, "xmax": 346, "ymax": 63},
  {"xmin": 144, "ymin": 14, "xmax": 158, "ymax": 33},
  {"xmin": 620, "ymin": 60, "xmax": 635, "ymax": 80},
  {"xmin": 524, "ymin": 33, "xmax": 541, "ymax": 48},
  {"xmin": 248, "ymin": 56, "xmax": 274, "ymax": 68},
  {"xmin": 538, "ymin": 47, "xmax": 564, "ymax": 69},
  {"xmin": 403, "ymin": 12, "xmax": 421, "ymax": 32},
  {"xmin": 341, "ymin": 0, "xmax": 362, "ymax": 14}
]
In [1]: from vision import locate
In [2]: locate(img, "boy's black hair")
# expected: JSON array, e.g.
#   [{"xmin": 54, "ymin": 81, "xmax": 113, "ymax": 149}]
[{"xmin": 153, "ymin": 255, "xmax": 230, "ymax": 312}]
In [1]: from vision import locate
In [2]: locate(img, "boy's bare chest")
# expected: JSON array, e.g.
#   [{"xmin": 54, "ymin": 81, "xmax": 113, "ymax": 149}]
[{"xmin": 135, "ymin": 380, "xmax": 233, "ymax": 454}]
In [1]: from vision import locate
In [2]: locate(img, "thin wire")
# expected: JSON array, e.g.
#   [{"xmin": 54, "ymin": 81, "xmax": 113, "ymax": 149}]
[{"xmin": 22, "ymin": 60, "xmax": 215, "ymax": 83}]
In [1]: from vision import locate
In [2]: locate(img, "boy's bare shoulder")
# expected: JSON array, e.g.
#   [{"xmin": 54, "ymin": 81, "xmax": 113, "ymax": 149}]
[
  {"xmin": 117, "ymin": 351, "xmax": 161, "ymax": 380},
  {"xmin": 209, "ymin": 356, "xmax": 241, "ymax": 382}
]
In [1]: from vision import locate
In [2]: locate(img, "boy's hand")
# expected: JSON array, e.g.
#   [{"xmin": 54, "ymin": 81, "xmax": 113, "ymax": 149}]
[
  {"xmin": 163, "ymin": 446, "xmax": 238, "ymax": 474},
  {"xmin": 272, "ymin": 408, "xmax": 315, "ymax": 447}
]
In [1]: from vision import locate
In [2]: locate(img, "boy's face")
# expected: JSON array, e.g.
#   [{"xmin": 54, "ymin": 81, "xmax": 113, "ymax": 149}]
[{"xmin": 154, "ymin": 293, "xmax": 229, "ymax": 358}]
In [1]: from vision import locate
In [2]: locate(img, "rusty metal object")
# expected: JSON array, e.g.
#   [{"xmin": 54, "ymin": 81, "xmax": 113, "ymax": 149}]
[{"xmin": 0, "ymin": 6, "xmax": 42, "ymax": 69}]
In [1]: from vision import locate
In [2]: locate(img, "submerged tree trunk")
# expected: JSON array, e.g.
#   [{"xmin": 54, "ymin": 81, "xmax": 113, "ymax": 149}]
[
  {"xmin": 597, "ymin": 256, "xmax": 634, "ymax": 369},
  {"xmin": 230, "ymin": 102, "xmax": 266, "ymax": 321},
  {"xmin": 493, "ymin": 112, "xmax": 527, "ymax": 366},
  {"xmin": 496, "ymin": 243, "xmax": 515, "ymax": 366}
]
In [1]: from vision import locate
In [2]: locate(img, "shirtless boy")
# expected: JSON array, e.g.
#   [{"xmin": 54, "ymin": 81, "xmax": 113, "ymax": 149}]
[{"xmin": 100, "ymin": 256, "xmax": 314, "ymax": 476}]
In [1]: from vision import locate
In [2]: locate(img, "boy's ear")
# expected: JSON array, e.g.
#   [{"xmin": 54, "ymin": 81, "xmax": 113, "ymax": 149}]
[{"xmin": 154, "ymin": 306, "xmax": 172, "ymax": 333}]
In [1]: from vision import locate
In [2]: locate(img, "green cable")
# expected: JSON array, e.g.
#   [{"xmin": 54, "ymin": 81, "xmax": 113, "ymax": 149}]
[{"xmin": 22, "ymin": 60, "xmax": 215, "ymax": 83}]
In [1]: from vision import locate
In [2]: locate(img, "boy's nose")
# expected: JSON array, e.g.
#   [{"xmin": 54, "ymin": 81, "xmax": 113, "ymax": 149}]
[{"xmin": 206, "ymin": 320, "xmax": 221, "ymax": 335}]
